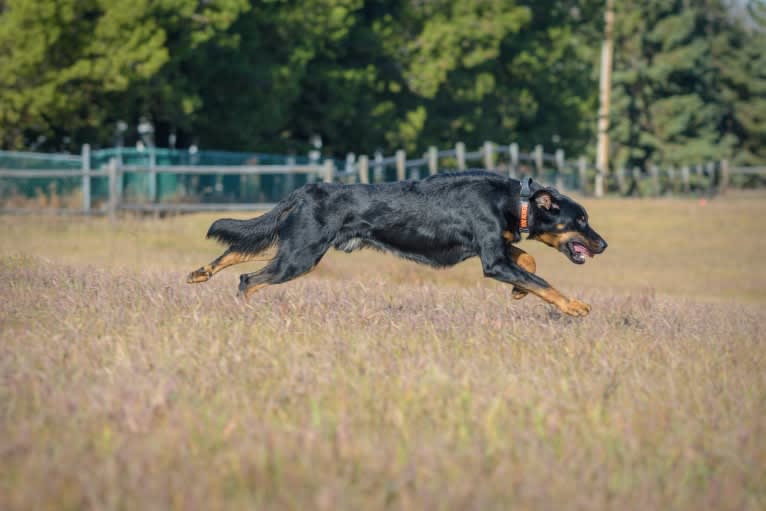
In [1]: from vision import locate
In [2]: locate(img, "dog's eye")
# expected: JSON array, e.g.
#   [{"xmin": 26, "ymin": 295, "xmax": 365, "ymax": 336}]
[{"xmin": 577, "ymin": 216, "xmax": 587, "ymax": 226}]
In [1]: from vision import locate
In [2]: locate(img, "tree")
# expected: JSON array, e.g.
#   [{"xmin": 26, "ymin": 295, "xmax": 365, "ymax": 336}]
[
  {"xmin": 2, "ymin": 0, "xmax": 761, "ymax": 167},
  {"xmin": 716, "ymin": 0, "xmax": 766, "ymax": 165},
  {"xmin": 187, "ymin": 0, "xmax": 402, "ymax": 155},
  {"xmin": 609, "ymin": 0, "xmax": 766, "ymax": 168},
  {"xmin": 393, "ymin": 0, "xmax": 602, "ymax": 155},
  {"xmin": 0, "ymin": 0, "xmax": 247, "ymax": 151}
]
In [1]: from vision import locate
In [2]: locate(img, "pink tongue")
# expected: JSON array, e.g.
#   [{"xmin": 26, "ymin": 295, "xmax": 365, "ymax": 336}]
[{"xmin": 573, "ymin": 243, "xmax": 593, "ymax": 257}]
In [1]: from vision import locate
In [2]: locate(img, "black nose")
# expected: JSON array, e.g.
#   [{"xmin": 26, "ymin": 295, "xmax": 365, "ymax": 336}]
[{"xmin": 600, "ymin": 239, "xmax": 608, "ymax": 252}]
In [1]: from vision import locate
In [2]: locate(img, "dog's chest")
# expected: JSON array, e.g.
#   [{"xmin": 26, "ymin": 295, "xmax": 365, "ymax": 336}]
[{"xmin": 336, "ymin": 237, "xmax": 364, "ymax": 253}]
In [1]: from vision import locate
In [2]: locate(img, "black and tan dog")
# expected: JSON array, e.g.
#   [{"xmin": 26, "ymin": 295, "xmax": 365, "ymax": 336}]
[{"xmin": 188, "ymin": 171, "xmax": 607, "ymax": 316}]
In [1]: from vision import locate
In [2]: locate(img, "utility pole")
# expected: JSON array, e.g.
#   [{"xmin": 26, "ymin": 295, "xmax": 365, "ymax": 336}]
[{"xmin": 595, "ymin": 0, "xmax": 615, "ymax": 198}]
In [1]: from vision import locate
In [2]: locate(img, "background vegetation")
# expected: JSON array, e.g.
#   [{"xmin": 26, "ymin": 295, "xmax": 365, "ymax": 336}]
[{"xmin": 1, "ymin": 0, "xmax": 764, "ymax": 168}]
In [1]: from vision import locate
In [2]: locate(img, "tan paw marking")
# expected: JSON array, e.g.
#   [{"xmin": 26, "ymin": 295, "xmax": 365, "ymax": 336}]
[
  {"xmin": 559, "ymin": 298, "xmax": 591, "ymax": 317},
  {"xmin": 187, "ymin": 268, "xmax": 211, "ymax": 284}
]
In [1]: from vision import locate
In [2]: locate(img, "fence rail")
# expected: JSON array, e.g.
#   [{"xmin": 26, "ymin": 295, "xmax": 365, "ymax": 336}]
[
  {"xmin": 120, "ymin": 164, "xmax": 323, "ymax": 175},
  {"xmin": 0, "ymin": 150, "xmax": 81, "ymax": 162},
  {"xmin": 731, "ymin": 166, "xmax": 766, "ymax": 175},
  {"xmin": 0, "ymin": 169, "xmax": 108, "ymax": 178},
  {"xmin": 1, "ymin": 142, "xmax": 765, "ymax": 217}
]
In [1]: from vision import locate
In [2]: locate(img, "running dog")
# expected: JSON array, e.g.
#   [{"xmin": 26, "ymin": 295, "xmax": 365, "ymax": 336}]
[{"xmin": 187, "ymin": 171, "xmax": 607, "ymax": 316}]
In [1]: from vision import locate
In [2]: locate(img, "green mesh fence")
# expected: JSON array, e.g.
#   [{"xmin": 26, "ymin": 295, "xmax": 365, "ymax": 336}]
[
  {"xmin": 89, "ymin": 148, "xmax": 337, "ymax": 204},
  {"xmin": 0, "ymin": 147, "xmax": 344, "ymax": 208},
  {"xmin": 0, "ymin": 151, "xmax": 86, "ymax": 209}
]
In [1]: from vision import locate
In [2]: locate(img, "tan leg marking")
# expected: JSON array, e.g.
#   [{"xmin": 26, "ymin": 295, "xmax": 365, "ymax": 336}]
[
  {"xmin": 502, "ymin": 230, "xmax": 516, "ymax": 243},
  {"xmin": 525, "ymin": 286, "xmax": 591, "ymax": 317},
  {"xmin": 508, "ymin": 245, "xmax": 537, "ymax": 300},
  {"xmin": 509, "ymin": 245, "xmax": 536, "ymax": 272},
  {"xmin": 238, "ymin": 283, "xmax": 269, "ymax": 300},
  {"xmin": 187, "ymin": 251, "xmax": 260, "ymax": 284},
  {"xmin": 237, "ymin": 258, "xmax": 320, "ymax": 299}
]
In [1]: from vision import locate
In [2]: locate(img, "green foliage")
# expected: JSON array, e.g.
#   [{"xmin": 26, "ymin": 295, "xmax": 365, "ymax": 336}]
[
  {"xmin": 0, "ymin": 0, "xmax": 248, "ymax": 150},
  {"xmin": 610, "ymin": 0, "xmax": 766, "ymax": 168},
  {"xmin": 396, "ymin": 0, "xmax": 602, "ymax": 154},
  {"xmin": 0, "ymin": 0, "xmax": 763, "ymax": 166},
  {"xmin": 404, "ymin": 1, "xmax": 531, "ymax": 99}
]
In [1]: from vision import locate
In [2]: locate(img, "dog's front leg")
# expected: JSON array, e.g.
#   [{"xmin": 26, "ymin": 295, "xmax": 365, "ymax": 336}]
[
  {"xmin": 481, "ymin": 244, "xmax": 590, "ymax": 316},
  {"xmin": 508, "ymin": 245, "xmax": 536, "ymax": 300}
]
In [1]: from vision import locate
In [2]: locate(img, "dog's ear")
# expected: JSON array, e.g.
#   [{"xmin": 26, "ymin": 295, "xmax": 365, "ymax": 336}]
[{"xmin": 532, "ymin": 190, "xmax": 559, "ymax": 211}]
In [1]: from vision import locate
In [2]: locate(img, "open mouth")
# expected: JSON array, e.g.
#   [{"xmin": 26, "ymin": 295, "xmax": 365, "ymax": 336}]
[{"xmin": 566, "ymin": 240, "xmax": 593, "ymax": 264}]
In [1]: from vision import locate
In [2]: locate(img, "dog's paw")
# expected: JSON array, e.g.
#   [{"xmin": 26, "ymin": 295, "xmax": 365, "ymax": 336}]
[
  {"xmin": 237, "ymin": 282, "xmax": 267, "ymax": 300},
  {"xmin": 187, "ymin": 268, "xmax": 211, "ymax": 284},
  {"xmin": 512, "ymin": 286, "xmax": 528, "ymax": 300},
  {"xmin": 560, "ymin": 298, "xmax": 591, "ymax": 317}
]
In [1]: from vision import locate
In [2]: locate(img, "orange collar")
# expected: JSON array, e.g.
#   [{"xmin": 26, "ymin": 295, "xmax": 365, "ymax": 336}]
[{"xmin": 519, "ymin": 200, "xmax": 530, "ymax": 233}]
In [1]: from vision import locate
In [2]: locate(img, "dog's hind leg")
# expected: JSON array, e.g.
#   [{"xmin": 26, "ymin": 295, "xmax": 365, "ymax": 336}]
[
  {"xmin": 237, "ymin": 238, "xmax": 330, "ymax": 299},
  {"xmin": 508, "ymin": 246, "xmax": 536, "ymax": 300},
  {"xmin": 187, "ymin": 249, "xmax": 262, "ymax": 284}
]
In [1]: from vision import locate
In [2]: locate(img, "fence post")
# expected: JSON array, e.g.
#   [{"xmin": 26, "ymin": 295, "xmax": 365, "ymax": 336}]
[
  {"xmin": 632, "ymin": 167, "xmax": 641, "ymax": 196},
  {"xmin": 555, "ymin": 148, "xmax": 565, "ymax": 190},
  {"xmin": 323, "ymin": 159, "xmax": 335, "ymax": 183},
  {"xmin": 706, "ymin": 162, "xmax": 715, "ymax": 194},
  {"xmin": 81, "ymin": 144, "xmax": 91, "ymax": 212},
  {"xmin": 509, "ymin": 142, "xmax": 519, "ymax": 179},
  {"xmin": 666, "ymin": 166, "xmax": 675, "ymax": 194},
  {"xmin": 456, "ymin": 142, "xmax": 466, "ymax": 171},
  {"xmin": 681, "ymin": 166, "xmax": 690, "ymax": 193},
  {"xmin": 578, "ymin": 156, "xmax": 588, "ymax": 194},
  {"xmin": 148, "ymin": 147, "xmax": 157, "ymax": 203},
  {"xmin": 108, "ymin": 157, "xmax": 119, "ymax": 222},
  {"xmin": 284, "ymin": 155, "xmax": 296, "ymax": 196},
  {"xmin": 344, "ymin": 153, "xmax": 356, "ymax": 183},
  {"xmin": 116, "ymin": 147, "xmax": 125, "ymax": 198},
  {"xmin": 534, "ymin": 145, "xmax": 543, "ymax": 176},
  {"xmin": 719, "ymin": 159, "xmax": 729, "ymax": 195},
  {"xmin": 428, "ymin": 146, "xmax": 438, "ymax": 175},
  {"xmin": 374, "ymin": 151, "xmax": 383, "ymax": 182},
  {"xmin": 616, "ymin": 167, "xmax": 626, "ymax": 194},
  {"xmin": 650, "ymin": 164, "xmax": 660, "ymax": 196},
  {"xmin": 395, "ymin": 150, "xmax": 406, "ymax": 181},
  {"xmin": 345, "ymin": 153, "xmax": 354, "ymax": 171},
  {"xmin": 595, "ymin": 169, "xmax": 605, "ymax": 198},
  {"xmin": 358, "ymin": 155, "xmax": 370, "ymax": 184},
  {"xmin": 308, "ymin": 147, "xmax": 320, "ymax": 184},
  {"xmin": 483, "ymin": 141, "xmax": 495, "ymax": 170}
]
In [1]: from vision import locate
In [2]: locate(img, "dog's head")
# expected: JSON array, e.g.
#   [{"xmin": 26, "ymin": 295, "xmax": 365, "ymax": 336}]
[{"xmin": 527, "ymin": 187, "xmax": 607, "ymax": 264}]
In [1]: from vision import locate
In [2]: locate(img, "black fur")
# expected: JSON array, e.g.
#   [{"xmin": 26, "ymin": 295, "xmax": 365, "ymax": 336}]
[
  {"xmin": 206, "ymin": 199, "xmax": 291, "ymax": 254},
  {"xmin": 192, "ymin": 170, "xmax": 607, "ymax": 315}
]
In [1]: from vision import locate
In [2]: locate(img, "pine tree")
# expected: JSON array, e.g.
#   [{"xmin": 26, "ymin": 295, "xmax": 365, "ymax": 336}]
[
  {"xmin": 717, "ymin": 0, "xmax": 766, "ymax": 165},
  {"xmin": 0, "ymin": 0, "xmax": 248, "ymax": 151},
  {"xmin": 609, "ymin": 0, "xmax": 766, "ymax": 168}
]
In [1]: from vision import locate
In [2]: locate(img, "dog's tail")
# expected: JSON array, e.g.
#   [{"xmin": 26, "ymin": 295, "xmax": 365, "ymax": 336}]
[{"xmin": 206, "ymin": 195, "xmax": 296, "ymax": 254}]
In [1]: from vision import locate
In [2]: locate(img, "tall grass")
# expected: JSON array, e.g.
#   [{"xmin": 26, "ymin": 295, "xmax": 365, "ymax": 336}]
[{"xmin": 1, "ymin": 193, "xmax": 765, "ymax": 510}]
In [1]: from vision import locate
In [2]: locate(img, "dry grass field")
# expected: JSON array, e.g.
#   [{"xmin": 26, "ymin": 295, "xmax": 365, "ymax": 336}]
[{"xmin": 1, "ymin": 193, "xmax": 765, "ymax": 510}]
